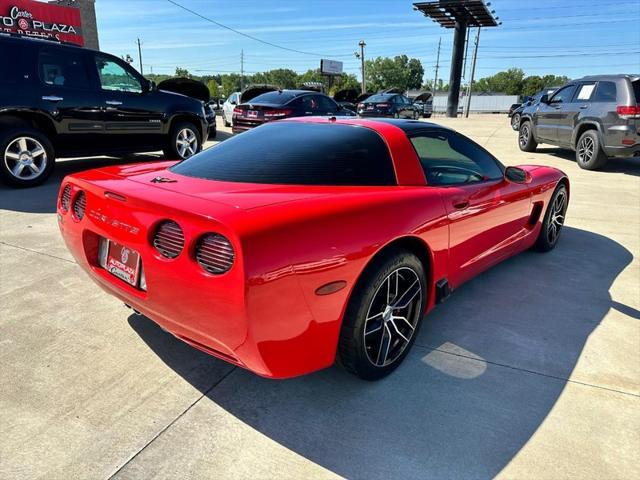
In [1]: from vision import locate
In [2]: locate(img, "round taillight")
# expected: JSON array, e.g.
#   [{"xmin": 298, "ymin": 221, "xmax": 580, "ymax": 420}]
[
  {"xmin": 60, "ymin": 184, "xmax": 72, "ymax": 211},
  {"xmin": 195, "ymin": 233, "xmax": 234, "ymax": 274},
  {"xmin": 72, "ymin": 190, "xmax": 86, "ymax": 220},
  {"xmin": 153, "ymin": 220, "xmax": 184, "ymax": 259}
]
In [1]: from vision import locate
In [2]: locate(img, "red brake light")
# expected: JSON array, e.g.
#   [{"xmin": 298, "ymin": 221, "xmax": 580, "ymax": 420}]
[
  {"xmin": 263, "ymin": 108, "xmax": 292, "ymax": 119},
  {"xmin": 616, "ymin": 105, "xmax": 640, "ymax": 118},
  {"xmin": 357, "ymin": 103, "xmax": 365, "ymax": 108},
  {"xmin": 233, "ymin": 107, "xmax": 243, "ymax": 115}
]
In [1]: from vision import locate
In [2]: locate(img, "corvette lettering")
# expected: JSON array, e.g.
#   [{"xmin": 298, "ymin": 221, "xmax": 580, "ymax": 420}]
[{"xmin": 88, "ymin": 210, "xmax": 140, "ymax": 235}]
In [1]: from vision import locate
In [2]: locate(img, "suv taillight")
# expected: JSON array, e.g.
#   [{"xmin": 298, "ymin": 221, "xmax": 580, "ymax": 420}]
[
  {"xmin": 616, "ymin": 105, "xmax": 640, "ymax": 118},
  {"xmin": 264, "ymin": 108, "xmax": 292, "ymax": 119}
]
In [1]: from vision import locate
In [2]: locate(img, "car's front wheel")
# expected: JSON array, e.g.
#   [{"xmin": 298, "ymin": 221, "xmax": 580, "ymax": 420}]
[
  {"xmin": 518, "ymin": 121, "xmax": 537, "ymax": 152},
  {"xmin": 576, "ymin": 130, "xmax": 607, "ymax": 170},
  {"xmin": 338, "ymin": 248, "xmax": 427, "ymax": 380},
  {"xmin": 534, "ymin": 183, "xmax": 568, "ymax": 252},
  {"xmin": 0, "ymin": 128, "xmax": 55, "ymax": 187},
  {"xmin": 163, "ymin": 121, "xmax": 202, "ymax": 160},
  {"xmin": 511, "ymin": 113, "xmax": 521, "ymax": 131}
]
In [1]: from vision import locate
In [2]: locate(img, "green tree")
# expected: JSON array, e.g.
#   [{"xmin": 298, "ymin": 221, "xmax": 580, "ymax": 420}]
[
  {"xmin": 365, "ymin": 55, "xmax": 425, "ymax": 92},
  {"xmin": 175, "ymin": 67, "xmax": 190, "ymax": 78},
  {"xmin": 207, "ymin": 79, "xmax": 220, "ymax": 99},
  {"xmin": 221, "ymin": 73, "xmax": 242, "ymax": 98}
]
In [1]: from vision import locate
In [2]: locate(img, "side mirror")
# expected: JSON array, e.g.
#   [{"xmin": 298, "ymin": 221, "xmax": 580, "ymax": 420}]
[
  {"xmin": 505, "ymin": 166, "xmax": 532, "ymax": 184},
  {"xmin": 539, "ymin": 94, "xmax": 549, "ymax": 104},
  {"xmin": 145, "ymin": 80, "xmax": 156, "ymax": 92}
]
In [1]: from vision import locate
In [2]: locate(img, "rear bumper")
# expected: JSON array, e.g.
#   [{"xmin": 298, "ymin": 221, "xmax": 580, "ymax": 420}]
[
  {"xmin": 603, "ymin": 125, "xmax": 640, "ymax": 157},
  {"xmin": 56, "ymin": 178, "xmax": 336, "ymax": 379}
]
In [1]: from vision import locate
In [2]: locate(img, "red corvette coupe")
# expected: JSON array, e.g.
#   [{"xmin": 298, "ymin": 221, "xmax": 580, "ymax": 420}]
[{"xmin": 58, "ymin": 118, "xmax": 569, "ymax": 380}]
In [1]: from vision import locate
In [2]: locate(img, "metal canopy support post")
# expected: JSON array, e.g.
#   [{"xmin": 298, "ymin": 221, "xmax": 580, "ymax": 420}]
[{"xmin": 447, "ymin": 20, "xmax": 467, "ymax": 117}]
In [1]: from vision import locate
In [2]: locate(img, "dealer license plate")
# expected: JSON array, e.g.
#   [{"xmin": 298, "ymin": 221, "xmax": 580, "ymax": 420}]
[
  {"xmin": 105, "ymin": 240, "xmax": 141, "ymax": 286},
  {"xmin": 247, "ymin": 110, "xmax": 258, "ymax": 118}
]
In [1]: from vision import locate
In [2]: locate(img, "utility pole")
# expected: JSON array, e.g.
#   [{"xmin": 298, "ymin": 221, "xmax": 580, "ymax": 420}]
[
  {"xmin": 462, "ymin": 25, "xmax": 470, "ymax": 79},
  {"xmin": 355, "ymin": 40, "xmax": 366, "ymax": 94},
  {"xmin": 136, "ymin": 38, "xmax": 143, "ymax": 75},
  {"xmin": 433, "ymin": 37, "xmax": 441, "ymax": 94},
  {"xmin": 464, "ymin": 27, "xmax": 480, "ymax": 118},
  {"xmin": 240, "ymin": 49, "xmax": 244, "ymax": 91}
]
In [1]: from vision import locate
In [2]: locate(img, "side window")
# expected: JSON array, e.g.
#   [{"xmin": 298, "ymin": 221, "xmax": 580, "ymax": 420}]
[
  {"xmin": 315, "ymin": 95, "xmax": 338, "ymax": 112},
  {"xmin": 549, "ymin": 85, "xmax": 577, "ymax": 104},
  {"xmin": 593, "ymin": 81, "xmax": 617, "ymax": 102},
  {"xmin": 410, "ymin": 131, "xmax": 504, "ymax": 186},
  {"xmin": 38, "ymin": 48, "xmax": 89, "ymax": 89},
  {"xmin": 94, "ymin": 55, "xmax": 142, "ymax": 93},
  {"xmin": 575, "ymin": 83, "xmax": 596, "ymax": 102},
  {"xmin": 0, "ymin": 43, "xmax": 23, "ymax": 84}
]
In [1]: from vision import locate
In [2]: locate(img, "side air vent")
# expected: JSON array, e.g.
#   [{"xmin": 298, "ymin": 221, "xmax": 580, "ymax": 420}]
[
  {"xmin": 153, "ymin": 221, "xmax": 184, "ymax": 259},
  {"xmin": 195, "ymin": 233, "xmax": 235, "ymax": 274},
  {"xmin": 73, "ymin": 191, "xmax": 86, "ymax": 220},
  {"xmin": 61, "ymin": 184, "xmax": 72, "ymax": 211}
]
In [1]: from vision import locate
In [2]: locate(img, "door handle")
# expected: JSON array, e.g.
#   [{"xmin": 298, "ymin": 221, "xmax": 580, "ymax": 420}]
[
  {"xmin": 579, "ymin": 105, "xmax": 588, "ymax": 109},
  {"xmin": 453, "ymin": 199, "xmax": 469, "ymax": 209},
  {"xmin": 106, "ymin": 100, "xmax": 123, "ymax": 106},
  {"xmin": 42, "ymin": 95, "xmax": 63, "ymax": 102}
]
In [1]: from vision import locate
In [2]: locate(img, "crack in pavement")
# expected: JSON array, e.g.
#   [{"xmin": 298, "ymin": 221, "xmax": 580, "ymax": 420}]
[{"xmin": 0, "ymin": 240, "xmax": 76, "ymax": 264}]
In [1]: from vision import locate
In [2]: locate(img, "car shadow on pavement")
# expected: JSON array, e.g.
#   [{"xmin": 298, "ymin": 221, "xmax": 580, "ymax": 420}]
[
  {"xmin": 128, "ymin": 227, "xmax": 633, "ymax": 479},
  {"xmin": 536, "ymin": 147, "xmax": 640, "ymax": 176}
]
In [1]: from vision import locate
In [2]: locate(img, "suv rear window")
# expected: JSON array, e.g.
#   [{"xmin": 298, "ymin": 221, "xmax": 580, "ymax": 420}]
[
  {"xmin": 593, "ymin": 81, "xmax": 617, "ymax": 102},
  {"xmin": 171, "ymin": 122, "xmax": 396, "ymax": 186},
  {"xmin": 632, "ymin": 80, "xmax": 640, "ymax": 104},
  {"xmin": 38, "ymin": 48, "xmax": 89, "ymax": 89}
]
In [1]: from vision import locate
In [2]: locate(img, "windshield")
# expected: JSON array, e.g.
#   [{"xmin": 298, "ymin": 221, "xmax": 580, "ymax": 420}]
[{"xmin": 170, "ymin": 122, "xmax": 396, "ymax": 186}]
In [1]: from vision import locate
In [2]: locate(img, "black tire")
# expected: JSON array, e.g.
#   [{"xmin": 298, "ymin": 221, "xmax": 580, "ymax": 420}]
[
  {"xmin": 162, "ymin": 121, "xmax": 202, "ymax": 160},
  {"xmin": 337, "ymin": 248, "xmax": 427, "ymax": 381},
  {"xmin": 0, "ymin": 127, "xmax": 55, "ymax": 188},
  {"xmin": 223, "ymin": 114, "xmax": 231, "ymax": 128},
  {"xmin": 424, "ymin": 113, "xmax": 432, "ymax": 119},
  {"xmin": 576, "ymin": 130, "xmax": 607, "ymax": 170},
  {"xmin": 534, "ymin": 183, "xmax": 568, "ymax": 252},
  {"xmin": 393, "ymin": 112, "xmax": 400, "ymax": 119},
  {"xmin": 511, "ymin": 113, "xmax": 521, "ymax": 131},
  {"xmin": 518, "ymin": 120, "xmax": 537, "ymax": 152}
]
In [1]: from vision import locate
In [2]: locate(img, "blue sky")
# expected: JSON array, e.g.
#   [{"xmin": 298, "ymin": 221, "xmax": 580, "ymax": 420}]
[{"xmin": 95, "ymin": 0, "xmax": 640, "ymax": 81}]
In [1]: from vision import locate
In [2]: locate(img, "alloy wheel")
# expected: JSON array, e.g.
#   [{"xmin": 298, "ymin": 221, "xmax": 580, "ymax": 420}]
[
  {"xmin": 176, "ymin": 128, "xmax": 198, "ymax": 158},
  {"xmin": 547, "ymin": 189, "xmax": 567, "ymax": 245},
  {"xmin": 4, "ymin": 136, "xmax": 48, "ymax": 181},
  {"xmin": 363, "ymin": 267, "xmax": 422, "ymax": 367},
  {"xmin": 577, "ymin": 136, "xmax": 594, "ymax": 164},
  {"xmin": 519, "ymin": 124, "xmax": 530, "ymax": 148},
  {"xmin": 511, "ymin": 114, "xmax": 520, "ymax": 129}
]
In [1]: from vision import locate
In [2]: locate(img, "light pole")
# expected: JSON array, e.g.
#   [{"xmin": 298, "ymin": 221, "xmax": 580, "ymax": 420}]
[{"xmin": 354, "ymin": 40, "xmax": 366, "ymax": 94}]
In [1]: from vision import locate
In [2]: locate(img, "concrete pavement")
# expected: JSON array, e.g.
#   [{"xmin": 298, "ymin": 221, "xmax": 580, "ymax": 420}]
[{"xmin": 1, "ymin": 115, "xmax": 638, "ymax": 479}]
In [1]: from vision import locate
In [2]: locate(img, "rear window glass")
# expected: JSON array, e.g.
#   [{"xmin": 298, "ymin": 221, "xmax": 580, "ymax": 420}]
[
  {"xmin": 247, "ymin": 91, "xmax": 296, "ymax": 105},
  {"xmin": 38, "ymin": 48, "xmax": 89, "ymax": 89},
  {"xmin": 632, "ymin": 80, "xmax": 640, "ymax": 103},
  {"xmin": 364, "ymin": 95, "xmax": 393, "ymax": 103},
  {"xmin": 171, "ymin": 122, "xmax": 396, "ymax": 186},
  {"xmin": 593, "ymin": 81, "xmax": 617, "ymax": 102}
]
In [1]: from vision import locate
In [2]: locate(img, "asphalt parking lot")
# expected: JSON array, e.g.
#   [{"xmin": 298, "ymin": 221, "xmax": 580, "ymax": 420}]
[{"xmin": 1, "ymin": 115, "xmax": 638, "ymax": 479}]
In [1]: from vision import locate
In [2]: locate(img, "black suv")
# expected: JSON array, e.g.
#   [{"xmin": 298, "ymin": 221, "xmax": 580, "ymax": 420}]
[
  {"xmin": 518, "ymin": 75, "xmax": 640, "ymax": 170},
  {"xmin": 0, "ymin": 35, "xmax": 213, "ymax": 187}
]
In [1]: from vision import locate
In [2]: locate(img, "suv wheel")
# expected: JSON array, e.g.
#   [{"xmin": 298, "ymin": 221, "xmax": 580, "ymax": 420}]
[
  {"xmin": 518, "ymin": 121, "xmax": 537, "ymax": 152},
  {"xmin": 0, "ymin": 128, "xmax": 55, "ymax": 187},
  {"xmin": 163, "ymin": 121, "xmax": 202, "ymax": 160},
  {"xmin": 576, "ymin": 130, "xmax": 607, "ymax": 170},
  {"xmin": 511, "ymin": 113, "xmax": 521, "ymax": 131}
]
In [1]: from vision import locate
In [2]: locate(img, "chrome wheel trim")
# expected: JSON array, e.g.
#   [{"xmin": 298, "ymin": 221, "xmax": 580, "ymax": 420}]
[
  {"xmin": 363, "ymin": 267, "xmax": 423, "ymax": 367},
  {"xmin": 577, "ymin": 136, "xmax": 595, "ymax": 164},
  {"xmin": 519, "ymin": 124, "xmax": 530, "ymax": 147},
  {"xmin": 547, "ymin": 189, "xmax": 567, "ymax": 245},
  {"xmin": 4, "ymin": 136, "xmax": 47, "ymax": 180},
  {"xmin": 176, "ymin": 128, "xmax": 198, "ymax": 158}
]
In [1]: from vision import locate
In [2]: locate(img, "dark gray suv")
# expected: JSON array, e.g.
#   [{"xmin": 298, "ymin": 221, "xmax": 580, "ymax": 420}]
[{"xmin": 518, "ymin": 74, "xmax": 640, "ymax": 170}]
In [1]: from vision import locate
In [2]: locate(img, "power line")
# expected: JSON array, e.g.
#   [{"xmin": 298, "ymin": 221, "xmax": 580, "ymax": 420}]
[{"xmin": 165, "ymin": 0, "xmax": 352, "ymax": 58}]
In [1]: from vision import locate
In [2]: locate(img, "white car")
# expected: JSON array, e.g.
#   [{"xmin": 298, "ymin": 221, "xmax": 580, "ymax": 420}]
[{"xmin": 222, "ymin": 91, "xmax": 240, "ymax": 127}]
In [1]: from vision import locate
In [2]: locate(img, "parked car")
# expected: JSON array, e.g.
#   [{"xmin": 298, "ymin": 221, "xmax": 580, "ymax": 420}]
[
  {"xmin": 518, "ymin": 75, "xmax": 640, "ymax": 170},
  {"xmin": 357, "ymin": 93, "xmax": 421, "ymax": 119},
  {"xmin": 412, "ymin": 91, "xmax": 434, "ymax": 118},
  {"xmin": 510, "ymin": 88, "xmax": 559, "ymax": 131},
  {"xmin": 333, "ymin": 89, "xmax": 373, "ymax": 112},
  {"xmin": 0, "ymin": 34, "xmax": 212, "ymax": 187},
  {"xmin": 232, "ymin": 89, "xmax": 353, "ymax": 133},
  {"xmin": 221, "ymin": 91, "xmax": 240, "ymax": 127},
  {"xmin": 58, "ymin": 117, "xmax": 569, "ymax": 380}
]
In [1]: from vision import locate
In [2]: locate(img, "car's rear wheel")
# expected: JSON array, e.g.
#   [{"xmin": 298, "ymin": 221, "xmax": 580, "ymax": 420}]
[
  {"xmin": 223, "ymin": 112, "xmax": 231, "ymax": 127},
  {"xmin": 163, "ymin": 121, "xmax": 202, "ymax": 160},
  {"xmin": 518, "ymin": 121, "xmax": 537, "ymax": 152},
  {"xmin": 534, "ymin": 183, "xmax": 568, "ymax": 252},
  {"xmin": 511, "ymin": 113, "xmax": 521, "ymax": 131},
  {"xmin": 576, "ymin": 130, "xmax": 607, "ymax": 170},
  {"xmin": 0, "ymin": 128, "xmax": 55, "ymax": 187},
  {"xmin": 338, "ymin": 248, "xmax": 427, "ymax": 380}
]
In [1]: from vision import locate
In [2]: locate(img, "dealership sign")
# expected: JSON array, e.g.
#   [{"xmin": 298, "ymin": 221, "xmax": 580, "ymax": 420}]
[
  {"xmin": 0, "ymin": 0, "xmax": 83, "ymax": 45},
  {"xmin": 320, "ymin": 59, "xmax": 343, "ymax": 76}
]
